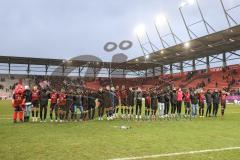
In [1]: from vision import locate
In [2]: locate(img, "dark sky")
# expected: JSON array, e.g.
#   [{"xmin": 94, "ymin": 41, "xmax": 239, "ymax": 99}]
[{"xmin": 0, "ymin": 0, "xmax": 238, "ymax": 62}]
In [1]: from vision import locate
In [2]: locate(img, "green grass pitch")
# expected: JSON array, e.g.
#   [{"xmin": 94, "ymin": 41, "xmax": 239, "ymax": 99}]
[{"xmin": 0, "ymin": 100, "xmax": 240, "ymax": 160}]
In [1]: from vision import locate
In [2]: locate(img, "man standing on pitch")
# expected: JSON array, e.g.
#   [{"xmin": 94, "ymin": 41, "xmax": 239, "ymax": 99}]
[
  {"xmin": 39, "ymin": 87, "xmax": 49, "ymax": 122},
  {"xmin": 205, "ymin": 89, "xmax": 212, "ymax": 117},
  {"xmin": 212, "ymin": 89, "xmax": 220, "ymax": 117}
]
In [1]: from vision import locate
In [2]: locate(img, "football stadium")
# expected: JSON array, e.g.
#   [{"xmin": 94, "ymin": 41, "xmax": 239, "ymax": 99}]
[{"xmin": 0, "ymin": 0, "xmax": 240, "ymax": 160}]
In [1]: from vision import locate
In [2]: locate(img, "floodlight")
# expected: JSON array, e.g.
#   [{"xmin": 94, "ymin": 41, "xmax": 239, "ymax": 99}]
[
  {"xmin": 155, "ymin": 14, "xmax": 167, "ymax": 26},
  {"xmin": 134, "ymin": 24, "xmax": 146, "ymax": 37},
  {"xmin": 184, "ymin": 42, "xmax": 190, "ymax": 48},
  {"xmin": 135, "ymin": 59, "xmax": 139, "ymax": 62},
  {"xmin": 145, "ymin": 54, "xmax": 150, "ymax": 59},
  {"xmin": 180, "ymin": 0, "xmax": 195, "ymax": 7},
  {"xmin": 187, "ymin": 0, "xmax": 195, "ymax": 5}
]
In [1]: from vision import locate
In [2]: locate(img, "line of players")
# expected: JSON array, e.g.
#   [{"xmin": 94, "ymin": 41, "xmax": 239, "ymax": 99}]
[{"xmin": 12, "ymin": 81, "xmax": 229, "ymax": 123}]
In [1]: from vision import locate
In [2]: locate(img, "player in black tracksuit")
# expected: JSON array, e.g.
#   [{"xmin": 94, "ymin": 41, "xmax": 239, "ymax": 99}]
[
  {"xmin": 205, "ymin": 89, "xmax": 212, "ymax": 117},
  {"xmin": 127, "ymin": 87, "xmax": 135, "ymax": 117},
  {"xmin": 212, "ymin": 90, "xmax": 220, "ymax": 117},
  {"xmin": 170, "ymin": 90, "xmax": 177, "ymax": 115},
  {"xmin": 151, "ymin": 90, "xmax": 158, "ymax": 120},
  {"xmin": 88, "ymin": 91, "xmax": 96, "ymax": 120},
  {"xmin": 82, "ymin": 91, "xmax": 88, "ymax": 121},
  {"xmin": 97, "ymin": 88, "xmax": 104, "ymax": 120},
  {"xmin": 66, "ymin": 91, "xmax": 73, "ymax": 121},
  {"xmin": 164, "ymin": 91, "xmax": 170, "ymax": 116},
  {"xmin": 103, "ymin": 86, "xmax": 112, "ymax": 119},
  {"xmin": 39, "ymin": 89, "xmax": 49, "ymax": 122}
]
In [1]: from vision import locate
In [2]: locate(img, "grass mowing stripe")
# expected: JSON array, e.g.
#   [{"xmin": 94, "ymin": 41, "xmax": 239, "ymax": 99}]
[{"xmin": 109, "ymin": 147, "xmax": 240, "ymax": 160}]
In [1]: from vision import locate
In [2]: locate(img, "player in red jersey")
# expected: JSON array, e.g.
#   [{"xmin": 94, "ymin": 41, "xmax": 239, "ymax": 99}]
[
  {"xmin": 198, "ymin": 90, "xmax": 205, "ymax": 117},
  {"xmin": 49, "ymin": 89, "xmax": 58, "ymax": 122},
  {"xmin": 31, "ymin": 86, "xmax": 40, "ymax": 122},
  {"xmin": 12, "ymin": 80, "xmax": 25, "ymax": 123},
  {"xmin": 58, "ymin": 89, "xmax": 67, "ymax": 123},
  {"xmin": 220, "ymin": 90, "xmax": 229, "ymax": 118}
]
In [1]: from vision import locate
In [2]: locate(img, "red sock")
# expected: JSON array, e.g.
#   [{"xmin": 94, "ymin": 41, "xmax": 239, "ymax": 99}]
[
  {"xmin": 13, "ymin": 111, "xmax": 18, "ymax": 121},
  {"xmin": 19, "ymin": 111, "xmax": 23, "ymax": 121}
]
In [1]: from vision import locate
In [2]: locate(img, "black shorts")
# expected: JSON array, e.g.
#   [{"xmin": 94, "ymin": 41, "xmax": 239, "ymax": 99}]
[
  {"xmin": 83, "ymin": 105, "xmax": 88, "ymax": 111},
  {"xmin": 14, "ymin": 105, "xmax": 23, "ymax": 112},
  {"xmin": 66, "ymin": 105, "xmax": 71, "ymax": 111},
  {"xmin": 151, "ymin": 105, "xmax": 157, "ymax": 110},
  {"xmin": 115, "ymin": 99, "xmax": 120, "ymax": 106},
  {"xmin": 145, "ymin": 104, "xmax": 150, "ymax": 109},
  {"xmin": 121, "ymin": 99, "xmax": 127, "ymax": 106},
  {"xmin": 199, "ymin": 102, "xmax": 204, "ymax": 108},
  {"xmin": 59, "ymin": 105, "xmax": 66, "ymax": 111},
  {"xmin": 185, "ymin": 102, "xmax": 191, "ymax": 108},
  {"xmin": 32, "ymin": 100, "xmax": 39, "ymax": 108},
  {"xmin": 50, "ymin": 103, "xmax": 57, "ymax": 110}
]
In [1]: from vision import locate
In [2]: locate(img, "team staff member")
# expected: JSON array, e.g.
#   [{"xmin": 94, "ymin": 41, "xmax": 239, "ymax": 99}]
[
  {"xmin": 120, "ymin": 85, "xmax": 128, "ymax": 118},
  {"xmin": 114, "ymin": 86, "xmax": 121, "ymax": 117},
  {"xmin": 184, "ymin": 90, "xmax": 191, "ymax": 116},
  {"xmin": 164, "ymin": 90, "xmax": 170, "ymax": 117},
  {"xmin": 151, "ymin": 89, "xmax": 158, "ymax": 120},
  {"xmin": 205, "ymin": 89, "xmax": 212, "ymax": 117},
  {"xmin": 82, "ymin": 91, "xmax": 89, "ymax": 121},
  {"xmin": 39, "ymin": 87, "xmax": 49, "ymax": 122},
  {"xmin": 127, "ymin": 87, "xmax": 135, "ymax": 118},
  {"xmin": 170, "ymin": 89, "xmax": 177, "ymax": 116},
  {"xmin": 88, "ymin": 90, "xmax": 96, "ymax": 120},
  {"xmin": 97, "ymin": 87, "xmax": 104, "ymax": 121},
  {"xmin": 212, "ymin": 89, "xmax": 220, "ymax": 117},
  {"xmin": 49, "ymin": 89, "xmax": 58, "ymax": 122},
  {"xmin": 65, "ymin": 90, "xmax": 74, "ymax": 121},
  {"xmin": 198, "ymin": 90, "xmax": 205, "ymax": 118},
  {"xmin": 31, "ymin": 86, "xmax": 40, "ymax": 122}
]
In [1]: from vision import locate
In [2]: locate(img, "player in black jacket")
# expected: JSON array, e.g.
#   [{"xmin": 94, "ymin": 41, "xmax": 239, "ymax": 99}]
[
  {"xmin": 205, "ymin": 89, "xmax": 212, "ymax": 117},
  {"xmin": 39, "ymin": 88, "xmax": 50, "ymax": 122},
  {"xmin": 97, "ymin": 87, "xmax": 104, "ymax": 120},
  {"xmin": 66, "ymin": 90, "xmax": 73, "ymax": 121},
  {"xmin": 88, "ymin": 90, "xmax": 96, "ymax": 120},
  {"xmin": 212, "ymin": 90, "xmax": 220, "ymax": 117}
]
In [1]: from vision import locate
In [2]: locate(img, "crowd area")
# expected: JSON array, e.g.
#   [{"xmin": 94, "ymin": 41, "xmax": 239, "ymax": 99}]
[{"xmin": 12, "ymin": 78, "xmax": 231, "ymax": 123}]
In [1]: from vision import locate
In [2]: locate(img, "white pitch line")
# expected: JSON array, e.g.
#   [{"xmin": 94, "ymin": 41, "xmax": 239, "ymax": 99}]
[{"xmin": 109, "ymin": 147, "xmax": 240, "ymax": 160}]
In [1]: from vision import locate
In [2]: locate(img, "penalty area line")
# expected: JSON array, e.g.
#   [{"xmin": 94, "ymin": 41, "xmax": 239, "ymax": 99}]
[{"xmin": 109, "ymin": 147, "xmax": 240, "ymax": 160}]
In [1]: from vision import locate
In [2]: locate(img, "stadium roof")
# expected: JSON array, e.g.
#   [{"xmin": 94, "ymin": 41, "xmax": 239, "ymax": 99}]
[
  {"xmin": 128, "ymin": 25, "xmax": 240, "ymax": 65},
  {"xmin": 1, "ymin": 25, "xmax": 240, "ymax": 72},
  {"xmin": 0, "ymin": 55, "xmax": 159, "ymax": 71}
]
